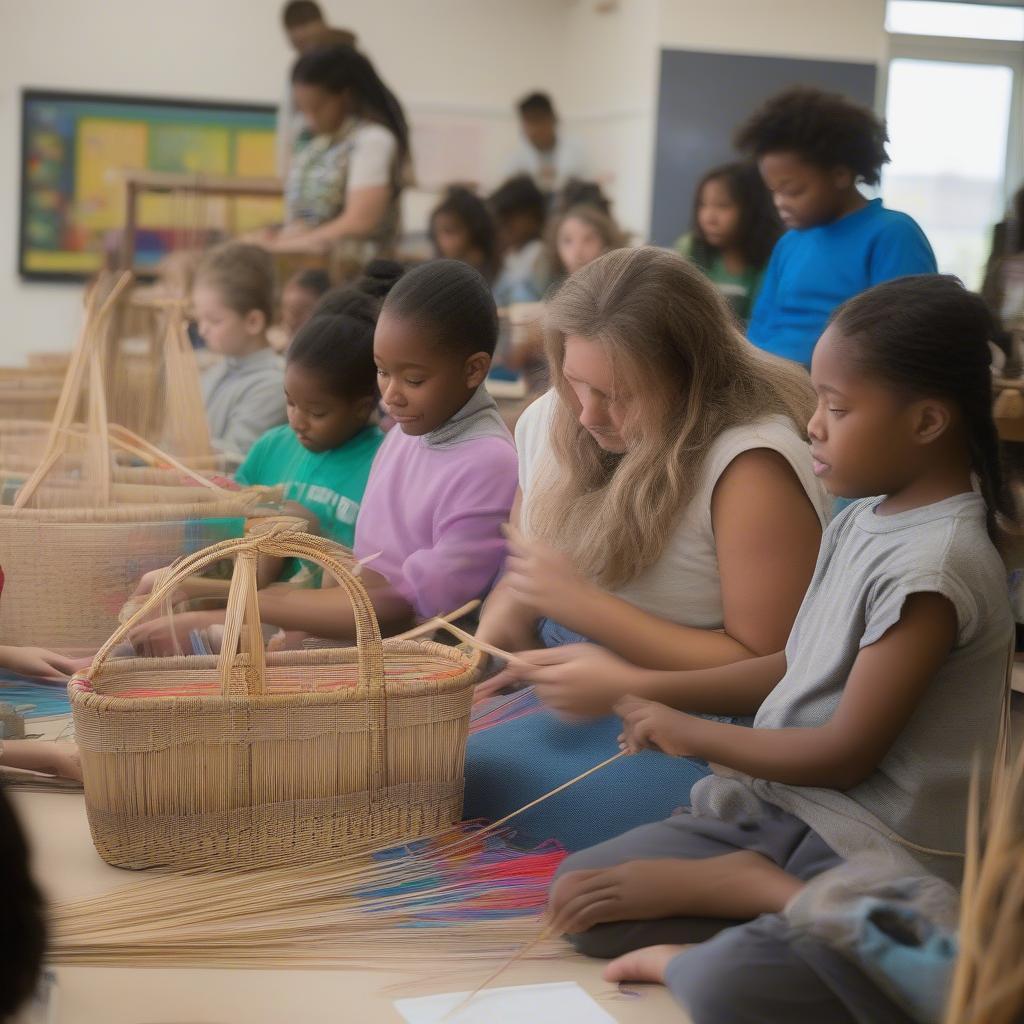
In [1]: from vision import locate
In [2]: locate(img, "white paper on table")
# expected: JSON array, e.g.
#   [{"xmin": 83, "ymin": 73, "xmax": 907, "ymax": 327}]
[{"xmin": 394, "ymin": 981, "xmax": 618, "ymax": 1023}]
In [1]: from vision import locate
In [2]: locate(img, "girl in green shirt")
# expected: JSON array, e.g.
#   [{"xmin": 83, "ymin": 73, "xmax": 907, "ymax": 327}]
[
  {"xmin": 236, "ymin": 279, "xmax": 394, "ymax": 575},
  {"xmin": 675, "ymin": 162, "xmax": 781, "ymax": 325}
]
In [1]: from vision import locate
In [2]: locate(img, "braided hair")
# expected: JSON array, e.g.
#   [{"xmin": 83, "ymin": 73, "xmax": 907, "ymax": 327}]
[{"xmin": 830, "ymin": 274, "xmax": 1013, "ymax": 542}]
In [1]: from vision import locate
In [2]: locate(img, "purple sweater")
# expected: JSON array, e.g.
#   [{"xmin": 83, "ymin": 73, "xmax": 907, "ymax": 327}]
[{"xmin": 353, "ymin": 426, "xmax": 518, "ymax": 619}]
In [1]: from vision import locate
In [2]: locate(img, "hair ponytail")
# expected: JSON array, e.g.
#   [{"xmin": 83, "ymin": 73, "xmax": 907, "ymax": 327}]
[
  {"xmin": 292, "ymin": 44, "xmax": 410, "ymax": 169},
  {"xmin": 830, "ymin": 274, "xmax": 1014, "ymax": 543}
]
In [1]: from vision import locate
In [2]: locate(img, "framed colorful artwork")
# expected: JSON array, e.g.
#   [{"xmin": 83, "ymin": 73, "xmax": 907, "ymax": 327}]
[{"xmin": 19, "ymin": 88, "xmax": 283, "ymax": 280}]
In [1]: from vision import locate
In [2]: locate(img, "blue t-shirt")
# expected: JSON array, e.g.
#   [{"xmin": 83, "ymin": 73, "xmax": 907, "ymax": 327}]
[{"xmin": 747, "ymin": 199, "xmax": 937, "ymax": 366}]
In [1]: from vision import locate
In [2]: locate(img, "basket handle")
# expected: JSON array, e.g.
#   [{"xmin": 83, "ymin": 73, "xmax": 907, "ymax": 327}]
[
  {"xmin": 83, "ymin": 523, "xmax": 389, "ymax": 791},
  {"xmin": 105, "ymin": 424, "xmax": 230, "ymax": 495},
  {"xmin": 13, "ymin": 272, "xmax": 133, "ymax": 510}
]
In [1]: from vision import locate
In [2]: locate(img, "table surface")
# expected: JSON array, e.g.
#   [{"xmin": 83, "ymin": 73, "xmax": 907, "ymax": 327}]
[{"xmin": 13, "ymin": 777, "xmax": 687, "ymax": 1024}]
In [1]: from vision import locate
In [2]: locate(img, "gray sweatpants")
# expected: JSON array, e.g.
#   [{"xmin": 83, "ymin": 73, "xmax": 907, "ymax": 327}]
[
  {"xmin": 555, "ymin": 801, "xmax": 842, "ymax": 956},
  {"xmin": 555, "ymin": 804, "xmax": 916, "ymax": 1023},
  {"xmin": 664, "ymin": 914, "xmax": 918, "ymax": 1024}
]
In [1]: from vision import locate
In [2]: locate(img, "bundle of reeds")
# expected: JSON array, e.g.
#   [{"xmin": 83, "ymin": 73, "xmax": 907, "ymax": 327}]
[{"xmin": 944, "ymin": 736, "xmax": 1024, "ymax": 1024}]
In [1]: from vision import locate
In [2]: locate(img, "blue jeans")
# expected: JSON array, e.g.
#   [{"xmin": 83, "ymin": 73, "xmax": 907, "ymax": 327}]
[{"xmin": 462, "ymin": 618, "xmax": 750, "ymax": 850}]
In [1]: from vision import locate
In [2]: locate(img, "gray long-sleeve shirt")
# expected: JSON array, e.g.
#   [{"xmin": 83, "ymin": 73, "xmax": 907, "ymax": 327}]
[{"xmin": 201, "ymin": 347, "xmax": 286, "ymax": 461}]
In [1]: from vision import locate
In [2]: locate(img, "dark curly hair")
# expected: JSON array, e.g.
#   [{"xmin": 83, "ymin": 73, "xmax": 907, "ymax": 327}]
[
  {"xmin": 292, "ymin": 259, "xmax": 406, "ymax": 399},
  {"xmin": 429, "ymin": 186, "xmax": 501, "ymax": 283},
  {"xmin": 690, "ymin": 162, "xmax": 782, "ymax": 271},
  {"xmin": 735, "ymin": 86, "xmax": 890, "ymax": 186}
]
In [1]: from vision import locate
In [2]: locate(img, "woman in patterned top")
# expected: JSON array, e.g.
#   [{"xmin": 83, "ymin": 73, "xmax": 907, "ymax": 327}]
[{"xmin": 261, "ymin": 43, "xmax": 411, "ymax": 259}]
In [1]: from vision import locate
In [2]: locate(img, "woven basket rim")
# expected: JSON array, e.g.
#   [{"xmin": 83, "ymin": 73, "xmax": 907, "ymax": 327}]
[
  {"xmin": 0, "ymin": 498, "xmax": 262, "ymax": 521},
  {"xmin": 70, "ymin": 638, "xmax": 479, "ymax": 710}
]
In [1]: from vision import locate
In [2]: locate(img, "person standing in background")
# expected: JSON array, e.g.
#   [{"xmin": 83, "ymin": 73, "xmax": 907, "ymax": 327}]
[
  {"xmin": 505, "ymin": 93, "xmax": 588, "ymax": 200},
  {"xmin": 278, "ymin": 1, "xmax": 357, "ymax": 176}
]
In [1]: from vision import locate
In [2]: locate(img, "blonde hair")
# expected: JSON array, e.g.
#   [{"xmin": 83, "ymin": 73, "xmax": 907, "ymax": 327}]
[
  {"xmin": 548, "ymin": 204, "xmax": 628, "ymax": 278},
  {"xmin": 194, "ymin": 242, "xmax": 275, "ymax": 321},
  {"xmin": 528, "ymin": 246, "xmax": 815, "ymax": 588}
]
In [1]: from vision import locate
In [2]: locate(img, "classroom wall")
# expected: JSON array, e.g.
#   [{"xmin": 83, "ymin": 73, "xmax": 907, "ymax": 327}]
[
  {"xmin": 0, "ymin": 0, "xmax": 568, "ymax": 363},
  {"xmin": 0, "ymin": 0, "xmax": 888, "ymax": 362}
]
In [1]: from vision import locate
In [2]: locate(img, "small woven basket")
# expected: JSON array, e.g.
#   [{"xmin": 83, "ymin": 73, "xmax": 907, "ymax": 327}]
[{"xmin": 70, "ymin": 526, "xmax": 480, "ymax": 870}]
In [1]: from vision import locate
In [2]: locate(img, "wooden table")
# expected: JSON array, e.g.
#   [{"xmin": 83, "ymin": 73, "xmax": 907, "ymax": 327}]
[
  {"xmin": 12, "ymin": 770, "xmax": 686, "ymax": 1023},
  {"xmin": 118, "ymin": 170, "xmax": 283, "ymax": 273}
]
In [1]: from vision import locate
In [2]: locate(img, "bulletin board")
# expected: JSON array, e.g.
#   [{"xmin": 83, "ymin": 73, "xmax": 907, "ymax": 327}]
[
  {"xmin": 19, "ymin": 89, "xmax": 283, "ymax": 280},
  {"xmin": 650, "ymin": 50, "xmax": 877, "ymax": 247}
]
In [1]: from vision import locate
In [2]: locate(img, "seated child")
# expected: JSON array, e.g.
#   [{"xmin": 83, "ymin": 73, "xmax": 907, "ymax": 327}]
[
  {"xmin": 132, "ymin": 259, "xmax": 518, "ymax": 645},
  {"xmin": 501, "ymin": 276, "xmax": 1012, "ymax": 1019},
  {"xmin": 675, "ymin": 161, "xmax": 780, "ymax": 324},
  {"xmin": 234, "ymin": 304, "xmax": 388, "ymax": 576},
  {"xmin": 504, "ymin": 203, "xmax": 628, "ymax": 393},
  {"xmin": 274, "ymin": 267, "xmax": 331, "ymax": 351},
  {"xmin": 128, "ymin": 274, "xmax": 393, "ymax": 618},
  {"xmin": 547, "ymin": 203, "xmax": 627, "ymax": 283},
  {"xmin": 553, "ymin": 178, "xmax": 614, "ymax": 217},
  {"xmin": 740, "ymin": 86, "xmax": 937, "ymax": 366},
  {"xmin": 195, "ymin": 242, "xmax": 287, "ymax": 458},
  {"xmin": 489, "ymin": 175, "xmax": 550, "ymax": 307},
  {"xmin": 429, "ymin": 185, "xmax": 500, "ymax": 284}
]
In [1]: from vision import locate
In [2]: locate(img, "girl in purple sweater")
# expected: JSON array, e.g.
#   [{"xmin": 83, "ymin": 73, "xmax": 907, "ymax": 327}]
[
  {"xmin": 130, "ymin": 260, "xmax": 517, "ymax": 648},
  {"xmin": 245, "ymin": 259, "xmax": 518, "ymax": 638}
]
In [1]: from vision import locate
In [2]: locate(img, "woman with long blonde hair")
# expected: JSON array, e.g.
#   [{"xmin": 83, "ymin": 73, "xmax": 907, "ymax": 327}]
[{"xmin": 466, "ymin": 246, "xmax": 830, "ymax": 848}]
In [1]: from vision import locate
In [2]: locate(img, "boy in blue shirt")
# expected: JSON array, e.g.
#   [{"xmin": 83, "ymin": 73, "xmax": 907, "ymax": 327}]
[{"xmin": 740, "ymin": 87, "xmax": 936, "ymax": 366}]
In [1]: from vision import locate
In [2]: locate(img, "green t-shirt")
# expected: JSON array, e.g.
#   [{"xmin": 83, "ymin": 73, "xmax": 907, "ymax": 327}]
[
  {"xmin": 237, "ymin": 423, "xmax": 384, "ymax": 554},
  {"xmin": 675, "ymin": 233, "xmax": 765, "ymax": 324}
]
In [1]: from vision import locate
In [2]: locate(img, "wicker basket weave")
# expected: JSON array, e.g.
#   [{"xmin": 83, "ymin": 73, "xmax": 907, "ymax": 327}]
[
  {"xmin": 0, "ymin": 278, "xmax": 270, "ymax": 651},
  {"xmin": 70, "ymin": 526, "xmax": 480, "ymax": 870}
]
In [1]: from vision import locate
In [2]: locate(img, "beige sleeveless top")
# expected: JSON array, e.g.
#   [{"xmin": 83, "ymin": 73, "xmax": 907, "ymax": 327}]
[{"xmin": 515, "ymin": 389, "xmax": 831, "ymax": 628}]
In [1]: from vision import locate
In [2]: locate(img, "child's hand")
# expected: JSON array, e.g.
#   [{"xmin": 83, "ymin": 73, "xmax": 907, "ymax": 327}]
[
  {"xmin": 616, "ymin": 696, "xmax": 697, "ymax": 757},
  {"xmin": 1, "ymin": 739, "xmax": 83, "ymax": 782},
  {"xmin": 484, "ymin": 644, "xmax": 639, "ymax": 717},
  {"xmin": 502, "ymin": 528, "xmax": 593, "ymax": 623},
  {"xmin": 128, "ymin": 610, "xmax": 226, "ymax": 657},
  {"xmin": 548, "ymin": 860, "xmax": 691, "ymax": 933},
  {"xmin": 32, "ymin": 741, "xmax": 83, "ymax": 782},
  {"xmin": 133, "ymin": 567, "xmax": 169, "ymax": 597},
  {"xmin": 0, "ymin": 645, "xmax": 77, "ymax": 680}
]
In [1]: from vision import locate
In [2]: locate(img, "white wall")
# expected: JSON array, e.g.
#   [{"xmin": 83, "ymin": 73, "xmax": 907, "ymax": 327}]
[
  {"xmin": 0, "ymin": 0, "xmax": 568, "ymax": 363},
  {"xmin": 657, "ymin": 0, "xmax": 888, "ymax": 63},
  {"xmin": 0, "ymin": 0, "xmax": 887, "ymax": 362}
]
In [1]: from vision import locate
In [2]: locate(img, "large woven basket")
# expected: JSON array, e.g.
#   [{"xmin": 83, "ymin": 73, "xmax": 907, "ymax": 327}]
[
  {"xmin": 70, "ymin": 527, "xmax": 479, "ymax": 870},
  {"xmin": 0, "ymin": 279, "xmax": 271, "ymax": 652}
]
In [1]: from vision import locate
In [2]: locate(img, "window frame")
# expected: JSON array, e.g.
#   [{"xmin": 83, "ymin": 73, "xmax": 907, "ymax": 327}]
[{"xmin": 880, "ymin": 29, "xmax": 1024, "ymax": 208}]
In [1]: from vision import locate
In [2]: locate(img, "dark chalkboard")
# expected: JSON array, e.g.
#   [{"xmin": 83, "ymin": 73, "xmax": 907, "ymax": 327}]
[{"xmin": 650, "ymin": 49, "xmax": 877, "ymax": 246}]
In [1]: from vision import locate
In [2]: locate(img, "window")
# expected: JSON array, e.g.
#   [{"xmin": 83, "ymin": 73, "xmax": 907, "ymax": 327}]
[
  {"xmin": 883, "ymin": 2, "xmax": 1024, "ymax": 287},
  {"xmin": 883, "ymin": 59, "xmax": 1014, "ymax": 287},
  {"xmin": 886, "ymin": 1, "xmax": 1024, "ymax": 42}
]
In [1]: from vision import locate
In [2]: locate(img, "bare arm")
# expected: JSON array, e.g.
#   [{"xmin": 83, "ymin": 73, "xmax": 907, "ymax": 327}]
[
  {"xmin": 474, "ymin": 489, "xmax": 542, "ymax": 653},
  {"xmin": 619, "ymin": 592, "xmax": 957, "ymax": 790},
  {"xmin": 254, "ymin": 565, "xmax": 415, "ymax": 637},
  {"xmin": 1, "ymin": 739, "xmax": 82, "ymax": 781},
  {"xmin": 129, "ymin": 566, "xmax": 416, "ymax": 652},
  {"xmin": 494, "ymin": 644, "xmax": 787, "ymax": 718},
  {"xmin": 505, "ymin": 449, "xmax": 822, "ymax": 670}
]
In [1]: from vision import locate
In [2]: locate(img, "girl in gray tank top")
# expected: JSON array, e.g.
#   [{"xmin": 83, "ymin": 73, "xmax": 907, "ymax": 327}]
[{"xmin": 508, "ymin": 275, "xmax": 1015, "ymax": 1019}]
